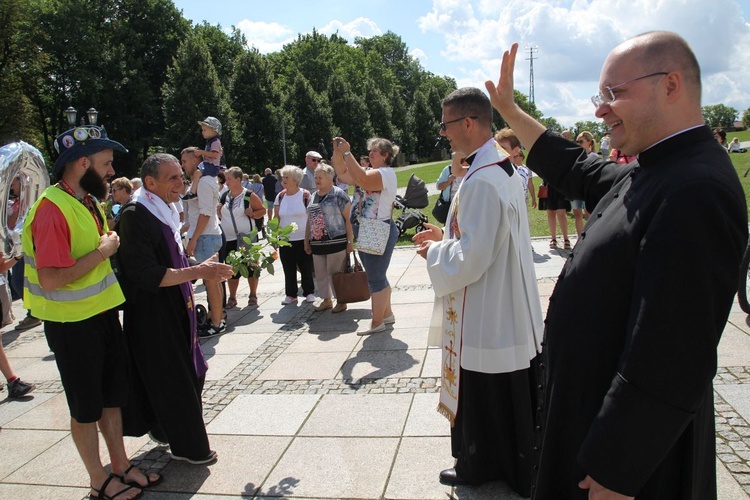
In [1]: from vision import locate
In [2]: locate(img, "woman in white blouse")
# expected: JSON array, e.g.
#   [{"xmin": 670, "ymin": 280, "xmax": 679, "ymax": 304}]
[
  {"xmin": 219, "ymin": 167, "xmax": 266, "ymax": 309},
  {"xmin": 332, "ymin": 137, "xmax": 399, "ymax": 336},
  {"xmin": 274, "ymin": 165, "xmax": 315, "ymax": 305}
]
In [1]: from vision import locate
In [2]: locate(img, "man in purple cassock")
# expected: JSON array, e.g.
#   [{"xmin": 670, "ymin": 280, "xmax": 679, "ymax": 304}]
[{"xmin": 117, "ymin": 153, "xmax": 233, "ymax": 465}]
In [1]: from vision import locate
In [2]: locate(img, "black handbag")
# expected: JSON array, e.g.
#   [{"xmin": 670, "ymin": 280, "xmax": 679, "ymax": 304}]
[
  {"xmin": 432, "ymin": 196, "xmax": 450, "ymax": 224},
  {"xmin": 331, "ymin": 252, "xmax": 370, "ymax": 303}
]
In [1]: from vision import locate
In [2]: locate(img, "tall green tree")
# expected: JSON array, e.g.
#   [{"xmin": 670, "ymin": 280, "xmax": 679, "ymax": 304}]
[
  {"xmin": 102, "ymin": 0, "xmax": 189, "ymax": 175},
  {"xmin": 194, "ymin": 22, "xmax": 246, "ymax": 87},
  {"xmin": 14, "ymin": 0, "xmax": 187, "ymax": 174},
  {"xmin": 572, "ymin": 120, "xmax": 608, "ymax": 140},
  {"xmin": 285, "ymin": 73, "xmax": 332, "ymax": 162},
  {"xmin": 540, "ymin": 117, "xmax": 563, "ymax": 134},
  {"xmin": 0, "ymin": 0, "xmax": 35, "ymax": 145},
  {"xmin": 407, "ymin": 90, "xmax": 437, "ymax": 158},
  {"xmin": 327, "ymin": 74, "xmax": 371, "ymax": 155},
  {"xmin": 363, "ymin": 81, "xmax": 393, "ymax": 142},
  {"xmin": 702, "ymin": 104, "xmax": 738, "ymax": 129},
  {"xmin": 743, "ymin": 107, "xmax": 750, "ymax": 129},
  {"xmin": 162, "ymin": 32, "xmax": 230, "ymax": 158},
  {"xmin": 229, "ymin": 48, "xmax": 282, "ymax": 170}
]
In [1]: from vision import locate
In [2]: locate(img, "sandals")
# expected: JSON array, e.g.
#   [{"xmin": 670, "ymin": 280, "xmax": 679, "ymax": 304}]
[
  {"xmin": 549, "ymin": 239, "xmax": 558, "ymax": 249},
  {"xmin": 248, "ymin": 294, "xmax": 258, "ymax": 309},
  {"xmin": 225, "ymin": 296, "xmax": 238, "ymax": 309},
  {"xmin": 117, "ymin": 464, "xmax": 163, "ymax": 489},
  {"xmin": 90, "ymin": 473, "xmax": 143, "ymax": 500},
  {"xmin": 564, "ymin": 239, "xmax": 571, "ymax": 249}
]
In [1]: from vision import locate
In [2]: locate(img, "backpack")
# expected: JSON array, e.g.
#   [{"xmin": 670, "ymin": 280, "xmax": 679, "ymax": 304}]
[
  {"xmin": 277, "ymin": 188, "xmax": 310, "ymax": 207},
  {"xmin": 220, "ymin": 188, "xmax": 254, "ymax": 222}
]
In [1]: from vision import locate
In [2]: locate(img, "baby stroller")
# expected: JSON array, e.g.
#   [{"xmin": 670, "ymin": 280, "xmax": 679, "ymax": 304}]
[{"xmin": 393, "ymin": 173, "xmax": 429, "ymax": 236}]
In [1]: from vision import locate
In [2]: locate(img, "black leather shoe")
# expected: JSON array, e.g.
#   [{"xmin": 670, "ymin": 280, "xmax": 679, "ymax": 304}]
[{"xmin": 439, "ymin": 468, "xmax": 472, "ymax": 486}]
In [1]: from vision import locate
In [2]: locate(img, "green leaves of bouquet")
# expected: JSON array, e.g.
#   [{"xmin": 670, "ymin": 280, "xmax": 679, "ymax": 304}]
[{"xmin": 226, "ymin": 219, "xmax": 296, "ymax": 279}]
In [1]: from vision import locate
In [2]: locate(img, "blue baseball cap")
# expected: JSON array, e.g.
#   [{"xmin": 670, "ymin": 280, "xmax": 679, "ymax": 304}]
[{"xmin": 53, "ymin": 125, "xmax": 127, "ymax": 177}]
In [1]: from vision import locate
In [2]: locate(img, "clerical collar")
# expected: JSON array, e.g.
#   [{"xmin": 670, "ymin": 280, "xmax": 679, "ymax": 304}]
[{"xmin": 637, "ymin": 126, "xmax": 714, "ymax": 168}]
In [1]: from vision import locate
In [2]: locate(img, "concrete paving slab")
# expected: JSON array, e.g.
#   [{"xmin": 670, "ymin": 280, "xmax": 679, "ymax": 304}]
[
  {"xmin": 355, "ymin": 326, "xmax": 430, "ymax": 351},
  {"xmin": 403, "ymin": 393, "xmax": 450, "ymax": 437},
  {"xmin": 153, "ymin": 435, "xmax": 290, "ymax": 496},
  {"xmin": 10, "ymin": 357, "xmax": 61, "ymax": 382},
  {"xmin": 717, "ymin": 458, "xmax": 748, "ymax": 499},
  {"xmin": 307, "ymin": 308, "xmax": 371, "ymax": 334},
  {"xmin": 4, "ymin": 433, "xmax": 148, "ymax": 487},
  {"xmin": 203, "ymin": 354, "xmax": 247, "ymax": 381},
  {"xmin": 299, "ymin": 393, "xmax": 411, "ymax": 437},
  {"xmin": 262, "ymin": 436, "xmax": 399, "ymax": 499},
  {"xmin": 285, "ymin": 331, "xmax": 360, "ymax": 353},
  {"xmin": 0, "ymin": 428, "xmax": 68, "ymax": 481},
  {"xmin": 206, "ymin": 394, "xmax": 319, "ymax": 436},
  {"xmin": 716, "ymin": 384, "xmax": 750, "ymax": 423},
  {"xmin": 718, "ymin": 323, "xmax": 750, "ymax": 367},
  {"xmin": 4, "ymin": 337, "xmax": 52, "ymax": 359},
  {"xmin": 257, "ymin": 350, "xmax": 351, "ymax": 381},
  {"xmin": 200, "ymin": 333, "xmax": 272, "ymax": 356},
  {"xmin": 0, "ymin": 391, "xmax": 55, "ymax": 426},
  {"xmin": 384, "ymin": 436, "xmax": 455, "ymax": 499},
  {"xmin": 5, "ymin": 392, "xmax": 71, "ymax": 430},
  {"xmin": 0, "ymin": 483, "xmax": 88, "ymax": 499},
  {"xmin": 339, "ymin": 348, "xmax": 424, "ymax": 381},
  {"xmin": 386, "ymin": 303, "xmax": 435, "ymax": 328},
  {"xmin": 421, "ymin": 347, "xmax": 442, "ymax": 378},
  {"xmin": 391, "ymin": 288, "xmax": 436, "ymax": 305}
]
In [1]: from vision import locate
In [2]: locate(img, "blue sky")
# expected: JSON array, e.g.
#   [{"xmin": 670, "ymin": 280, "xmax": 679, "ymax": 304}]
[{"xmin": 173, "ymin": 0, "xmax": 750, "ymax": 127}]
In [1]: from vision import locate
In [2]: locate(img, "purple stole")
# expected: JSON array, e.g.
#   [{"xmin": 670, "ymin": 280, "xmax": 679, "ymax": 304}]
[{"xmin": 160, "ymin": 224, "xmax": 208, "ymax": 379}]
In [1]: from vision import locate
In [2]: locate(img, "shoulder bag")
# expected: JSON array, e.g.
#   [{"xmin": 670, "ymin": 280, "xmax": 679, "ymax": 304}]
[
  {"xmin": 331, "ymin": 251, "xmax": 370, "ymax": 303},
  {"xmin": 356, "ymin": 191, "xmax": 391, "ymax": 255},
  {"xmin": 227, "ymin": 189, "xmax": 254, "ymax": 249}
]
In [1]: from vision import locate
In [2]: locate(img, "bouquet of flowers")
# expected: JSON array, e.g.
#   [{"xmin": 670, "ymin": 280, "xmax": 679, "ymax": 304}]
[{"xmin": 225, "ymin": 219, "xmax": 295, "ymax": 279}]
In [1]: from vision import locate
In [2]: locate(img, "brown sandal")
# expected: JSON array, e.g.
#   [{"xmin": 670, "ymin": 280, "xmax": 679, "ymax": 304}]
[
  {"xmin": 248, "ymin": 294, "xmax": 258, "ymax": 309},
  {"xmin": 225, "ymin": 296, "xmax": 238, "ymax": 309},
  {"xmin": 564, "ymin": 239, "xmax": 571, "ymax": 249},
  {"xmin": 549, "ymin": 239, "xmax": 558, "ymax": 249}
]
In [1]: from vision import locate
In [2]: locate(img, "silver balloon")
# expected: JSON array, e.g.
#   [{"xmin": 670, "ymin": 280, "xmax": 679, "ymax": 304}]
[{"xmin": 0, "ymin": 142, "xmax": 49, "ymax": 259}]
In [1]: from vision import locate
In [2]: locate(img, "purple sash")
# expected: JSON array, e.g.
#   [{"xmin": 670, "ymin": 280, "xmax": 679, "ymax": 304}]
[{"xmin": 160, "ymin": 224, "xmax": 208, "ymax": 378}]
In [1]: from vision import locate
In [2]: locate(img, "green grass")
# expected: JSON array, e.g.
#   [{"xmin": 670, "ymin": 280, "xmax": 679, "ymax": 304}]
[
  {"xmin": 392, "ymin": 159, "xmax": 552, "ymax": 242},
  {"xmin": 390, "ymin": 130, "xmax": 750, "ymax": 245},
  {"xmin": 728, "ymin": 130, "xmax": 750, "ymax": 216}
]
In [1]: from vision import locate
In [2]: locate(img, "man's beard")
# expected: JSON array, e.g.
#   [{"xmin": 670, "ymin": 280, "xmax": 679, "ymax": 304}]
[{"xmin": 79, "ymin": 166, "xmax": 108, "ymax": 200}]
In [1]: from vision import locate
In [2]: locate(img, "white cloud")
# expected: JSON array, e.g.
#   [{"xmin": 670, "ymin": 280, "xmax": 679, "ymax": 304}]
[
  {"xmin": 418, "ymin": 0, "xmax": 750, "ymax": 122},
  {"xmin": 319, "ymin": 17, "xmax": 382, "ymax": 42},
  {"xmin": 235, "ymin": 19, "xmax": 296, "ymax": 53},
  {"xmin": 410, "ymin": 47, "xmax": 428, "ymax": 63}
]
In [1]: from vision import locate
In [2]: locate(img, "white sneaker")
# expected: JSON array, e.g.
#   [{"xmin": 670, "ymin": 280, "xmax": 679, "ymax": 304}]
[
  {"xmin": 305, "ymin": 294, "xmax": 316, "ymax": 303},
  {"xmin": 281, "ymin": 296, "xmax": 297, "ymax": 305}
]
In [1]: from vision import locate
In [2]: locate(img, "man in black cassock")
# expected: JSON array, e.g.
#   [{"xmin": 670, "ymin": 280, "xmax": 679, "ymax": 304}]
[
  {"xmin": 487, "ymin": 32, "xmax": 747, "ymax": 499},
  {"xmin": 118, "ymin": 153, "xmax": 233, "ymax": 464}
]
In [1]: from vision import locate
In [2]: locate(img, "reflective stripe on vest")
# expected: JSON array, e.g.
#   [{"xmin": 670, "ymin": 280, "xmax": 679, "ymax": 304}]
[{"xmin": 23, "ymin": 272, "xmax": 119, "ymax": 302}]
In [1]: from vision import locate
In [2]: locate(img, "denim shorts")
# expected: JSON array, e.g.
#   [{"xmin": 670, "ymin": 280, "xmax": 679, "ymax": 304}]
[
  {"xmin": 355, "ymin": 220, "xmax": 399, "ymax": 293},
  {"xmin": 570, "ymin": 199, "xmax": 585, "ymax": 210},
  {"xmin": 194, "ymin": 233, "xmax": 223, "ymax": 263}
]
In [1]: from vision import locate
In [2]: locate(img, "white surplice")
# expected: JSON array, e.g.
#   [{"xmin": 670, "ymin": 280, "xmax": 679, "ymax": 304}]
[{"xmin": 426, "ymin": 138, "xmax": 544, "ymax": 423}]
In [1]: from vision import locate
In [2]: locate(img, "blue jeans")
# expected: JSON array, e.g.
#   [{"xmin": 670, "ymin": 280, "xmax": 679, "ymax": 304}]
[
  {"xmin": 194, "ymin": 234, "xmax": 223, "ymax": 263},
  {"xmin": 355, "ymin": 220, "xmax": 399, "ymax": 293}
]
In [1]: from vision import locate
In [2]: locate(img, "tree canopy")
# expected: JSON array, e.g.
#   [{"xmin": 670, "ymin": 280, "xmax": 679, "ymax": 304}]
[{"xmin": 3, "ymin": 0, "xmax": 580, "ymax": 176}]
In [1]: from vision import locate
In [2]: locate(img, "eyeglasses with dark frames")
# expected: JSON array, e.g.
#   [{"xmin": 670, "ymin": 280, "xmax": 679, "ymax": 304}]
[
  {"xmin": 439, "ymin": 115, "xmax": 478, "ymax": 132},
  {"xmin": 591, "ymin": 72, "xmax": 669, "ymax": 108}
]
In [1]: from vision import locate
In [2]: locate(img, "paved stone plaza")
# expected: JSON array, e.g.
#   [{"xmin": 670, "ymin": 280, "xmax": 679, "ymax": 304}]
[{"xmin": 0, "ymin": 239, "xmax": 748, "ymax": 499}]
